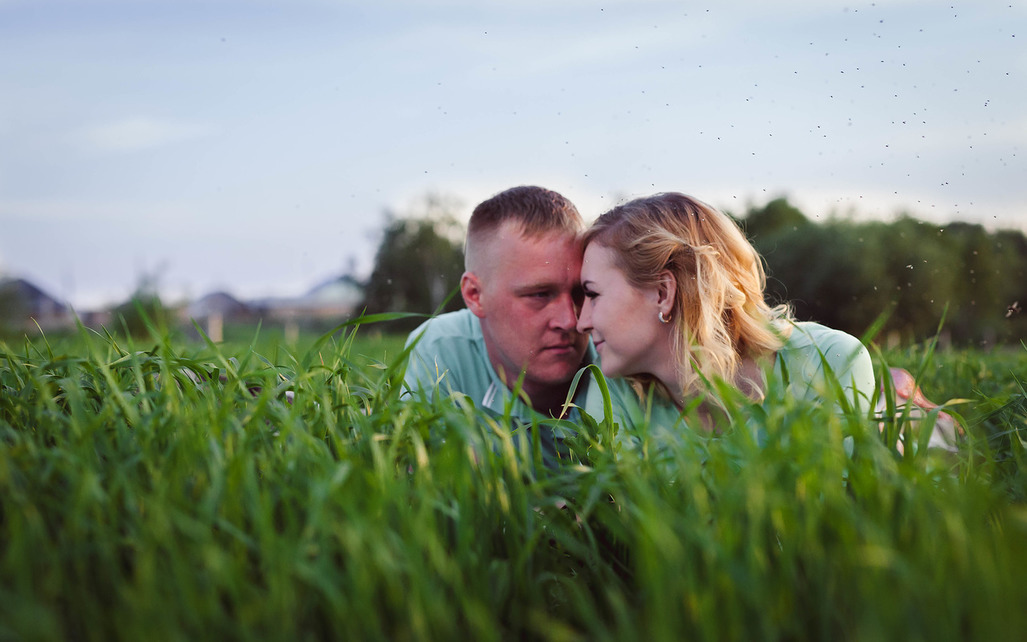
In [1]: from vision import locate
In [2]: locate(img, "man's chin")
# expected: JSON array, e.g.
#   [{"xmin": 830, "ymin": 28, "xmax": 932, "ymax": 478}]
[{"xmin": 531, "ymin": 354, "xmax": 589, "ymax": 385}]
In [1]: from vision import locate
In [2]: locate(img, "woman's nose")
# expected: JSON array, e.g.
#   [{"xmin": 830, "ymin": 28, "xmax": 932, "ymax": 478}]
[{"xmin": 576, "ymin": 301, "xmax": 593, "ymax": 334}]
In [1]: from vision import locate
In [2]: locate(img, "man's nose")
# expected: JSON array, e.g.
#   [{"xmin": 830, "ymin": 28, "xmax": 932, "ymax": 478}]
[{"xmin": 552, "ymin": 293, "xmax": 579, "ymax": 331}]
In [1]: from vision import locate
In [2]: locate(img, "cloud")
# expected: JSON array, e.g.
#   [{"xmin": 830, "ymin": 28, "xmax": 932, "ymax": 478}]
[{"xmin": 77, "ymin": 116, "xmax": 212, "ymax": 154}]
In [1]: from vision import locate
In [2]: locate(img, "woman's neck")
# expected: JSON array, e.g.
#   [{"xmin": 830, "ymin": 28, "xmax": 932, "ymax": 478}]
[{"xmin": 666, "ymin": 353, "xmax": 775, "ymax": 431}]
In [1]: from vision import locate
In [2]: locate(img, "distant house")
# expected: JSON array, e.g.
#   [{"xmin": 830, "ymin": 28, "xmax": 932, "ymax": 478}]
[
  {"xmin": 0, "ymin": 277, "xmax": 73, "ymax": 331},
  {"xmin": 250, "ymin": 275, "xmax": 364, "ymax": 323},
  {"xmin": 186, "ymin": 291, "xmax": 252, "ymax": 321},
  {"xmin": 295, "ymin": 275, "xmax": 365, "ymax": 320},
  {"xmin": 247, "ymin": 276, "xmax": 364, "ymax": 344},
  {"xmin": 183, "ymin": 277, "xmax": 364, "ymax": 342},
  {"xmin": 183, "ymin": 291, "xmax": 254, "ymax": 342}
]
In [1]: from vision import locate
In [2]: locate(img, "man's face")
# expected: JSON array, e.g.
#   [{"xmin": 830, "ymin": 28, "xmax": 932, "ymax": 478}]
[{"xmin": 463, "ymin": 223, "xmax": 588, "ymax": 400}]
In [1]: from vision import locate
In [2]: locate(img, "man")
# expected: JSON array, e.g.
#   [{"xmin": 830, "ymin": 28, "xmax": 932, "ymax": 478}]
[{"xmin": 403, "ymin": 185, "xmax": 615, "ymax": 442}]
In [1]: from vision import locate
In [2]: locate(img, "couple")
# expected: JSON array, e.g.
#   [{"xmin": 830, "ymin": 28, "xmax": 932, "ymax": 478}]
[{"xmin": 403, "ymin": 185, "xmax": 875, "ymax": 441}]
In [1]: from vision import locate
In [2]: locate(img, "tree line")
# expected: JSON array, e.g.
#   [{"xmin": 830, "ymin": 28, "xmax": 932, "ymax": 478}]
[
  {"xmin": 741, "ymin": 198, "xmax": 1026, "ymax": 346},
  {"xmin": 361, "ymin": 196, "xmax": 1027, "ymax": 346}
]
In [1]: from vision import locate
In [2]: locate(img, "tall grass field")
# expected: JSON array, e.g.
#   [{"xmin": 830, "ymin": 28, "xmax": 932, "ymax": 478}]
[{"xmin": 1, "ymin": 319, "xmax": 1026, "ymax": 641}]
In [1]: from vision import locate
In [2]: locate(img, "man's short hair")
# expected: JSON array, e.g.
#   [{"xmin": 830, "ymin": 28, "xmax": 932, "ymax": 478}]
[{"xmin": 465, "ymin": 186, "xmax": 584, "ymax": 271}]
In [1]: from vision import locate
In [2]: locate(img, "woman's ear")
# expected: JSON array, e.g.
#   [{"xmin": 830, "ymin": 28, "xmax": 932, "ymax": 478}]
[
  {"xmin": 656, "ymin": 270, "xmax": 677, "ymax": 317},
  {"xmin": 461, "ymin": 272, "xmax": 486, "ymax": 318}
]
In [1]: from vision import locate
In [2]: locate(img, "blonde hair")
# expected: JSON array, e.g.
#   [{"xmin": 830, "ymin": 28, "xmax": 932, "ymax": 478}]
[{"xmin": 584, "ymin": 192, "xmax": 793, "ymax": 398}]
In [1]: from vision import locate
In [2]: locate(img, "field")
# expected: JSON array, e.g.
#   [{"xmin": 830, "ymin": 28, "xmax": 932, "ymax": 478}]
[{"xmin": 2, "ymin": 319, "xmax": 1026, "ymax": 641}]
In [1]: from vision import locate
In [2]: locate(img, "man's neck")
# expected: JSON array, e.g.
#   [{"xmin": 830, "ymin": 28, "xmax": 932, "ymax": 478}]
[{"xmin": 523, "ymin": 381, "xmax": 574, "ymax": 419}]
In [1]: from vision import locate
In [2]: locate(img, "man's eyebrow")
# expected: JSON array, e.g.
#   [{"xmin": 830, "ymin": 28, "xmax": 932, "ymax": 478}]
[{"xmin": 511, "ymin": 282, "xmax": 558, "ymax": 294}]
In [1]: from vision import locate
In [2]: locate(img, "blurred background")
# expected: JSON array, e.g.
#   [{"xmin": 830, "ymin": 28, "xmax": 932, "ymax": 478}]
[{"xmin": 1, "ymin": 0, "xmax": 1024, "ymax": 346}]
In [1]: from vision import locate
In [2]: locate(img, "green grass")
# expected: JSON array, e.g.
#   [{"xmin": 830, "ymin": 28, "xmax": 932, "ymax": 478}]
[{"xmin": 1, "ymin": 321, "xmax": 1026, "ymax": 641}]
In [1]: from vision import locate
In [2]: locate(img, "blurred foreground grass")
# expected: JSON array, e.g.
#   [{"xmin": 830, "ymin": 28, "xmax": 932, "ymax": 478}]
[{"xmin": 1, "ymin": 321, "xmax": 1025, "ymax": 641}]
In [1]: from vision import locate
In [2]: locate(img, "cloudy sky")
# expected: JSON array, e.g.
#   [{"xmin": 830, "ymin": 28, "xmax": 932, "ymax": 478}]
[{"xmin": 1, "ymin": 0, "xmax": 1024, "ymax": 310}]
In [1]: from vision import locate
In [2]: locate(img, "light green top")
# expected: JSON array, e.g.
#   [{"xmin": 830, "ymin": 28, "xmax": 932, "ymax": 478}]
[
  {"xmin": 770, "ymin": 321, "xmax": 876, "ymax": 410},
  {"xmin": 608, "ymin": 321, "xmax": 877, "ymax": 446}
]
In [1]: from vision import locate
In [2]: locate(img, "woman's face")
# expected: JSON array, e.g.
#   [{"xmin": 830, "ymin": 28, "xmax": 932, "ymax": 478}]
[{"xmin": 576, "ymin": 243, "xmax": 672, "ymax": 379}]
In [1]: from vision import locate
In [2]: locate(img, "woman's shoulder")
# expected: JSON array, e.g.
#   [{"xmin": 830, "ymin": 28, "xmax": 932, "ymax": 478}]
[
  {"xmin": 775, "ymin": 321, "xmax": 871, "ymax": 381},
  {"xmin": 782, "ymin": 321, "xmax": 863, "ymax": 354},
  {"xmin": 774, "ymin": 321, "xmax": 876, "ymax": 408}
]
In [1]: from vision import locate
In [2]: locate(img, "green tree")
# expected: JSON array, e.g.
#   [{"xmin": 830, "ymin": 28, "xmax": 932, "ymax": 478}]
[
  {"xmin": 752, "ymin": 207, "xmax": 1027, "ymax": 346},
  {"xmin": 360, "ymin": 194, "xmax": 466, "ymax": 332},
  {"xmin": 113, "ymin": 273, "xmax": 171, "ymax": 338},
  {"xmin": 742, "ymin": 197, "xmax": 810, "ymax": 242},
  {"xmin": 755, "ymin": 221, "xmax": 890, "ymax": 337},
  {"xmin": 932, "ymin": 222, "xmax": 1001, "ymax": 344},
  {"xmin": 991, "ymin": 229, "xmax": 1027, "ymax": 344}
]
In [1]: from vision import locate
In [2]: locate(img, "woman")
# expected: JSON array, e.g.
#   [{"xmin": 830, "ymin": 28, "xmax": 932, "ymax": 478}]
[{"xmin": 576, "ymin": 192, "xmax": 875, "ymax": 429}]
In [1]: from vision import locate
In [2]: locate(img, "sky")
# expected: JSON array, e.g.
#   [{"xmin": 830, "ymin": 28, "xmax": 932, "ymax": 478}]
[{"xmin": 1, "ymin": 0, "xmax": 1024, "ymax": 310}]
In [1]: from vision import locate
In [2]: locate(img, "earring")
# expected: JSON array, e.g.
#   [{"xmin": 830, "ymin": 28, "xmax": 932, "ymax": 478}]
[{"xmin": 658, "ymin": 311, "xmax": 671, "ymax": 324}]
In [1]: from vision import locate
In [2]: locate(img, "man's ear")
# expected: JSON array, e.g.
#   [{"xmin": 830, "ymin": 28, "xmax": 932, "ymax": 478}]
[
  {"xmin": 461, "ymin": 271, "xmax": 487, "ymax": 318},
  {"xmin": 656, "ymin": 269, "xmax": 677, "ymax": 316}
]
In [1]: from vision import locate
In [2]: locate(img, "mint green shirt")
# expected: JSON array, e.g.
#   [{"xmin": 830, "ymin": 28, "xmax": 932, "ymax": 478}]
[
  {"xmin": 403, "ymin": 309, "xmax": 636, "ymax": 461},
  {"xmin": 404, "ymin": 309, "xmax": 581, "ymax": 417}
]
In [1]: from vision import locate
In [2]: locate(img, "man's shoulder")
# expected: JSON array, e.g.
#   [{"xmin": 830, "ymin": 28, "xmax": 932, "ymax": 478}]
[
  {"xmin": 406, "ymin": 308, "xmax": 481, "ymax": 348},
  {"xmin": 404, "ymin": 308, "xmax": 495, "ymax": 399}
]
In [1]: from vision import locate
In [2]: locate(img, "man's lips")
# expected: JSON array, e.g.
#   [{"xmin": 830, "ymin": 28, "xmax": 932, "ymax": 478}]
[
  {"xmin": 544, "ymin": 344, "xmax": 576, "ymax": 352},
  {"xmin": 541, "ymin": 343, "xmax": 581, "ymax": 356}
]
